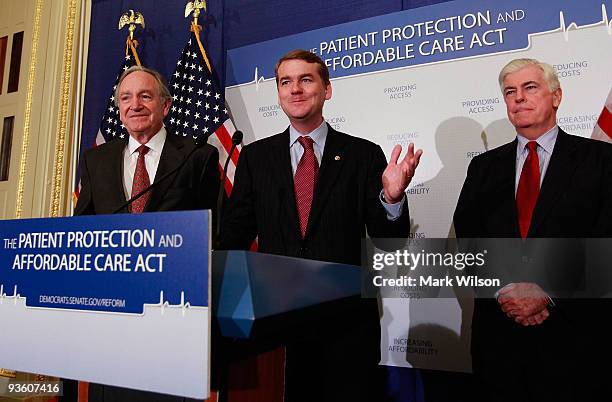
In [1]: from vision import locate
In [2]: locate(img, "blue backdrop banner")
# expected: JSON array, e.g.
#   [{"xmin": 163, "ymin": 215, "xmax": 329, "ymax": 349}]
[{"xmin": 0, "ymin": 210, "xmax": 210, "ymax": 314}]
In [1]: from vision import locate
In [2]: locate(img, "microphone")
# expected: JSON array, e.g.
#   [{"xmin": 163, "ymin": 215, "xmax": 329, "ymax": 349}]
[
  {"xmin": 231, "ymin": 130, "xmax": 244, "ymax": 146},
  {"xmin": 112, "ymin": 133, "xmax": 212, "ymax": 214},
  {"xmin": 215, "ymin": 130, "xmax": 243, "ymax": 243}
]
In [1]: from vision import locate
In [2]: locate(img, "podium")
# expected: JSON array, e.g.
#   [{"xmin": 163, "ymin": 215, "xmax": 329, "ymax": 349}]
[
  {"xmin": 0, "ymin": 213, "xmax": 366, "ymax": 401},
  {"xmin": 211, "ymin": 251, "xmax": 363, "ymax": 402}
]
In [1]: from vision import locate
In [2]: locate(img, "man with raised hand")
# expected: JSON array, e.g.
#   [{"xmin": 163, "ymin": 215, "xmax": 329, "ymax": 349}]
[{"xmin": 221, "ymin": 49, "xmax": 422, "ymax": 402}]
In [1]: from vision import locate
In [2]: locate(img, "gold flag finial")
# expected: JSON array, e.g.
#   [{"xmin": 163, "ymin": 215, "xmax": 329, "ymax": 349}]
[
  {"xmin": 118, "ymin": 9, "xmax": 145, "ymax": 41},
  {"xmin": 185, "ymin": 0, "xmax": 207, "ymax": 26},
  {"xmin": 0, "ymin": 368, "xmax": 17, "ymax": 378}
]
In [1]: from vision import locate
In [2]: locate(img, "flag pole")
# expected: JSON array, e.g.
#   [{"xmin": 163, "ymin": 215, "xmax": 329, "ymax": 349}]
[
  {"xmin": 185, "ymin": 1, "xmax": 240, "ymax": 133},
  {"xmin": 191, "ymin": 22, "xmax": 212, "ymax": 73},
  {"xmin": 119, "ymin": 9, "xmax": 145, "ymax": 65},
  {"xmin": 126, "ymin": 38, "xmax": 142, "ymax": 66},
  {"xmin": 73, "ymin": 10, "xmax": 145, "ymax": 205}
]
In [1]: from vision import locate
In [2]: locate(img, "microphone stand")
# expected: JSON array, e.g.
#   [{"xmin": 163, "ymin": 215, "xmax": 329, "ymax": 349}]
[{"xmin": 215, "ymin": 130, "xmax": 243, "ymax": 243}]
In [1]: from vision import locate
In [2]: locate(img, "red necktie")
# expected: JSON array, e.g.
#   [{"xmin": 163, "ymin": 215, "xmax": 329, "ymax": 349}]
[
  {"xmin": 516, "ymin": 141, "xmax": 540, "ymax": 238},
  {"xmin": 130, "ymin": 145, "xmax": 151, "ymax": 213},
  {"xmin": 294, "ymin": 136, "xmax": 319, "ymax": 238}
]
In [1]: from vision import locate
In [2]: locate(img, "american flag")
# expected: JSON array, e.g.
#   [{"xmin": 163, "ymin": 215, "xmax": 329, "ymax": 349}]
[
  {"xmin": 96, "ymin": 52, "xmax": 139, "ymax": 145},
  {"xmin": 166, "ymin": 31, "xmax": 239, "ymax": 195},
  {"xmin": 591, "ymin": 88, "xmax": 612, "ymax": 144}
]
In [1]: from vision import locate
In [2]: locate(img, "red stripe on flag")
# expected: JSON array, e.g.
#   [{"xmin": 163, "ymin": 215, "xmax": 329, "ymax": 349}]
[
  {"xmin": 215, "ymin": 127, "xmax": 233, "ymax": 155},
  {"xmin": 597, "ymin": 106, "xmax": 612, "ymax": 139},
  {"xmin": 77, "ymin": 381, "xmax": 89, "ymax": 402},
  {"xmin": 216, "ymin": 124, "xmax": 240, "ymax": 166},
  {"xmin": 224, "ymin": 177, "xmax": 234, "ymax": 196}
]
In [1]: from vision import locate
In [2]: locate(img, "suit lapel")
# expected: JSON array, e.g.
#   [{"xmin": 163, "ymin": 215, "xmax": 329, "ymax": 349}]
[
  {"xmin": 306, "ymin": 126, "xmax": 346, "ymax": 237},
  {"xmin": 109, "ymin": 138, "xmax": 129, "ymax": 206},
  {"xmin": 529, "ymin": 130, "xmax": 577, "ymax": 236},
  {"xmin": 144, "ymin": 133, "xmax": 185, "ymax": 212},
  {"xmin": 496, "ymin": 140, "xmax": 521, "ymax": 236},
  {"xmin": 270, "ymin": 129, "xmax": 302, "ymax": 238}
]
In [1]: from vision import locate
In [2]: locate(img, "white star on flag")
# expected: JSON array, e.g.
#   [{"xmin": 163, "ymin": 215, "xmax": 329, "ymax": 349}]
[{"xmin": 166, "ymin": 30, "xmax": 241, "ymax": 196}]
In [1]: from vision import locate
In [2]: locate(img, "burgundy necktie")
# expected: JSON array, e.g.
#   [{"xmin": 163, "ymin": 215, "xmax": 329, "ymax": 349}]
[
  {"xmin": 294, "ymin": 136, "xmax": 319, "ymax": 238},
  {"xmin": 516, "ymin": 141, "xmax": 540, "ymax": 238},
  {"xmin": 130, "ymin": 145, "xmax": 151, "ymax": 213}
]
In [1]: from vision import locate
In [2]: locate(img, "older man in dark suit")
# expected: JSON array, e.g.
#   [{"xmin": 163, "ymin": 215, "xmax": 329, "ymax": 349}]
[
  {"xmin": 221, "ymin": 49, "xmax": 422, "ymax": 401},
  {"xmin": 73, "ymin": 66, "xmax": 219, "ymax": 402},
  {"xmin": 75, "ymin": 66, "xmax": 219, "ymax": 217},
  {"xmin": 454, "ymin": 58, "xmax": 612, "ymax": 402}
]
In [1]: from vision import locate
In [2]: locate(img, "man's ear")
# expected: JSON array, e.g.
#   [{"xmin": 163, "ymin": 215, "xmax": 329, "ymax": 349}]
[
  {"xmin": 552, "ymin": 87, "xmax": 562, "ymax": 109},
  {"xmin": 162, "ymin": 97, "xmax": 172, "ymax": 117}
]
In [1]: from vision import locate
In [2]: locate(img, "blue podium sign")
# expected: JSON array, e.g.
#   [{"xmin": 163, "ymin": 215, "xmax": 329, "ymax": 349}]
[{"xmin": 0, "ymin": 211, "xmax": 211, "ymax": 398}]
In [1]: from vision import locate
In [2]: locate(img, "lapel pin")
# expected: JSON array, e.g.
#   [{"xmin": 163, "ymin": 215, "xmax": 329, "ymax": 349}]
[{"xmin": 335, "ymin": 155, "xmax": 341, "ymax": 161}]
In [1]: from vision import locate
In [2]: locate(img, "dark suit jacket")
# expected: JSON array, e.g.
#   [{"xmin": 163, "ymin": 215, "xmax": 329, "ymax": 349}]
[
  {"xmin": 453, "ymin": 129, "xmax": 612, "ymax": 401},
  {"xmin": 220, "ymin": 124, "xmax": 410, "ymax": 266},
  {"xmin": 75, "ymin": 132, "xmax": 219, "ymax": 216},
  {"xmin": 72, "ymin": 132, "xmax": 218, "ymax": 402},
  {"xmin": 454, "ymin": 129, "xmax": 612, "ymax": 239},
  {"xmin": 220, "ymin": 124, "xmax": 410, "ymax": 401}
]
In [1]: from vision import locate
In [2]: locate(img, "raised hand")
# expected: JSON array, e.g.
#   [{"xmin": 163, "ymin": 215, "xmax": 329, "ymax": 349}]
[{"xmin": 382, "ymin": 143, "xmax": 423, "ymax": 203}]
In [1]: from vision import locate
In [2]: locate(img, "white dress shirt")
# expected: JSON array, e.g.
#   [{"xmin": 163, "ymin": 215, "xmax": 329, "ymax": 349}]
[
  {"xmin": 123, "ymin": 127, "xmax": 167, "ymax": 200},
  {"xmin": 289, "ymin": 120, "xmax": 405, "ymax": 220},
  {"xmin": 515, "ymin": 125, "xmax": 558, "ymax": 195}
]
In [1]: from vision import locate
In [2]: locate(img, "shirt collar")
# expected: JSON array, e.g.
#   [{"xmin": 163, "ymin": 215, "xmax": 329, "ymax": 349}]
[
  {"xmin": 127, "ymin": 126, "xmax": 167, "ymax": 155},
  {"xmin": 516, "ymin": 125, "xmax": 558, "ymax": 155},
  {"xmin": 289, "ymin": 120, "xmax": 328, "ymax": 148}
]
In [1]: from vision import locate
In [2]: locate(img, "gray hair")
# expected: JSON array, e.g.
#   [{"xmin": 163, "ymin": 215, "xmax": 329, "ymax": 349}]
[
  {"xmin": 114, "ymin": 66, "xmax": 171, "ymax": 106},
  {"xmin": 498, "ymin": 58, "xmax": 560, "ymax": 93}
]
